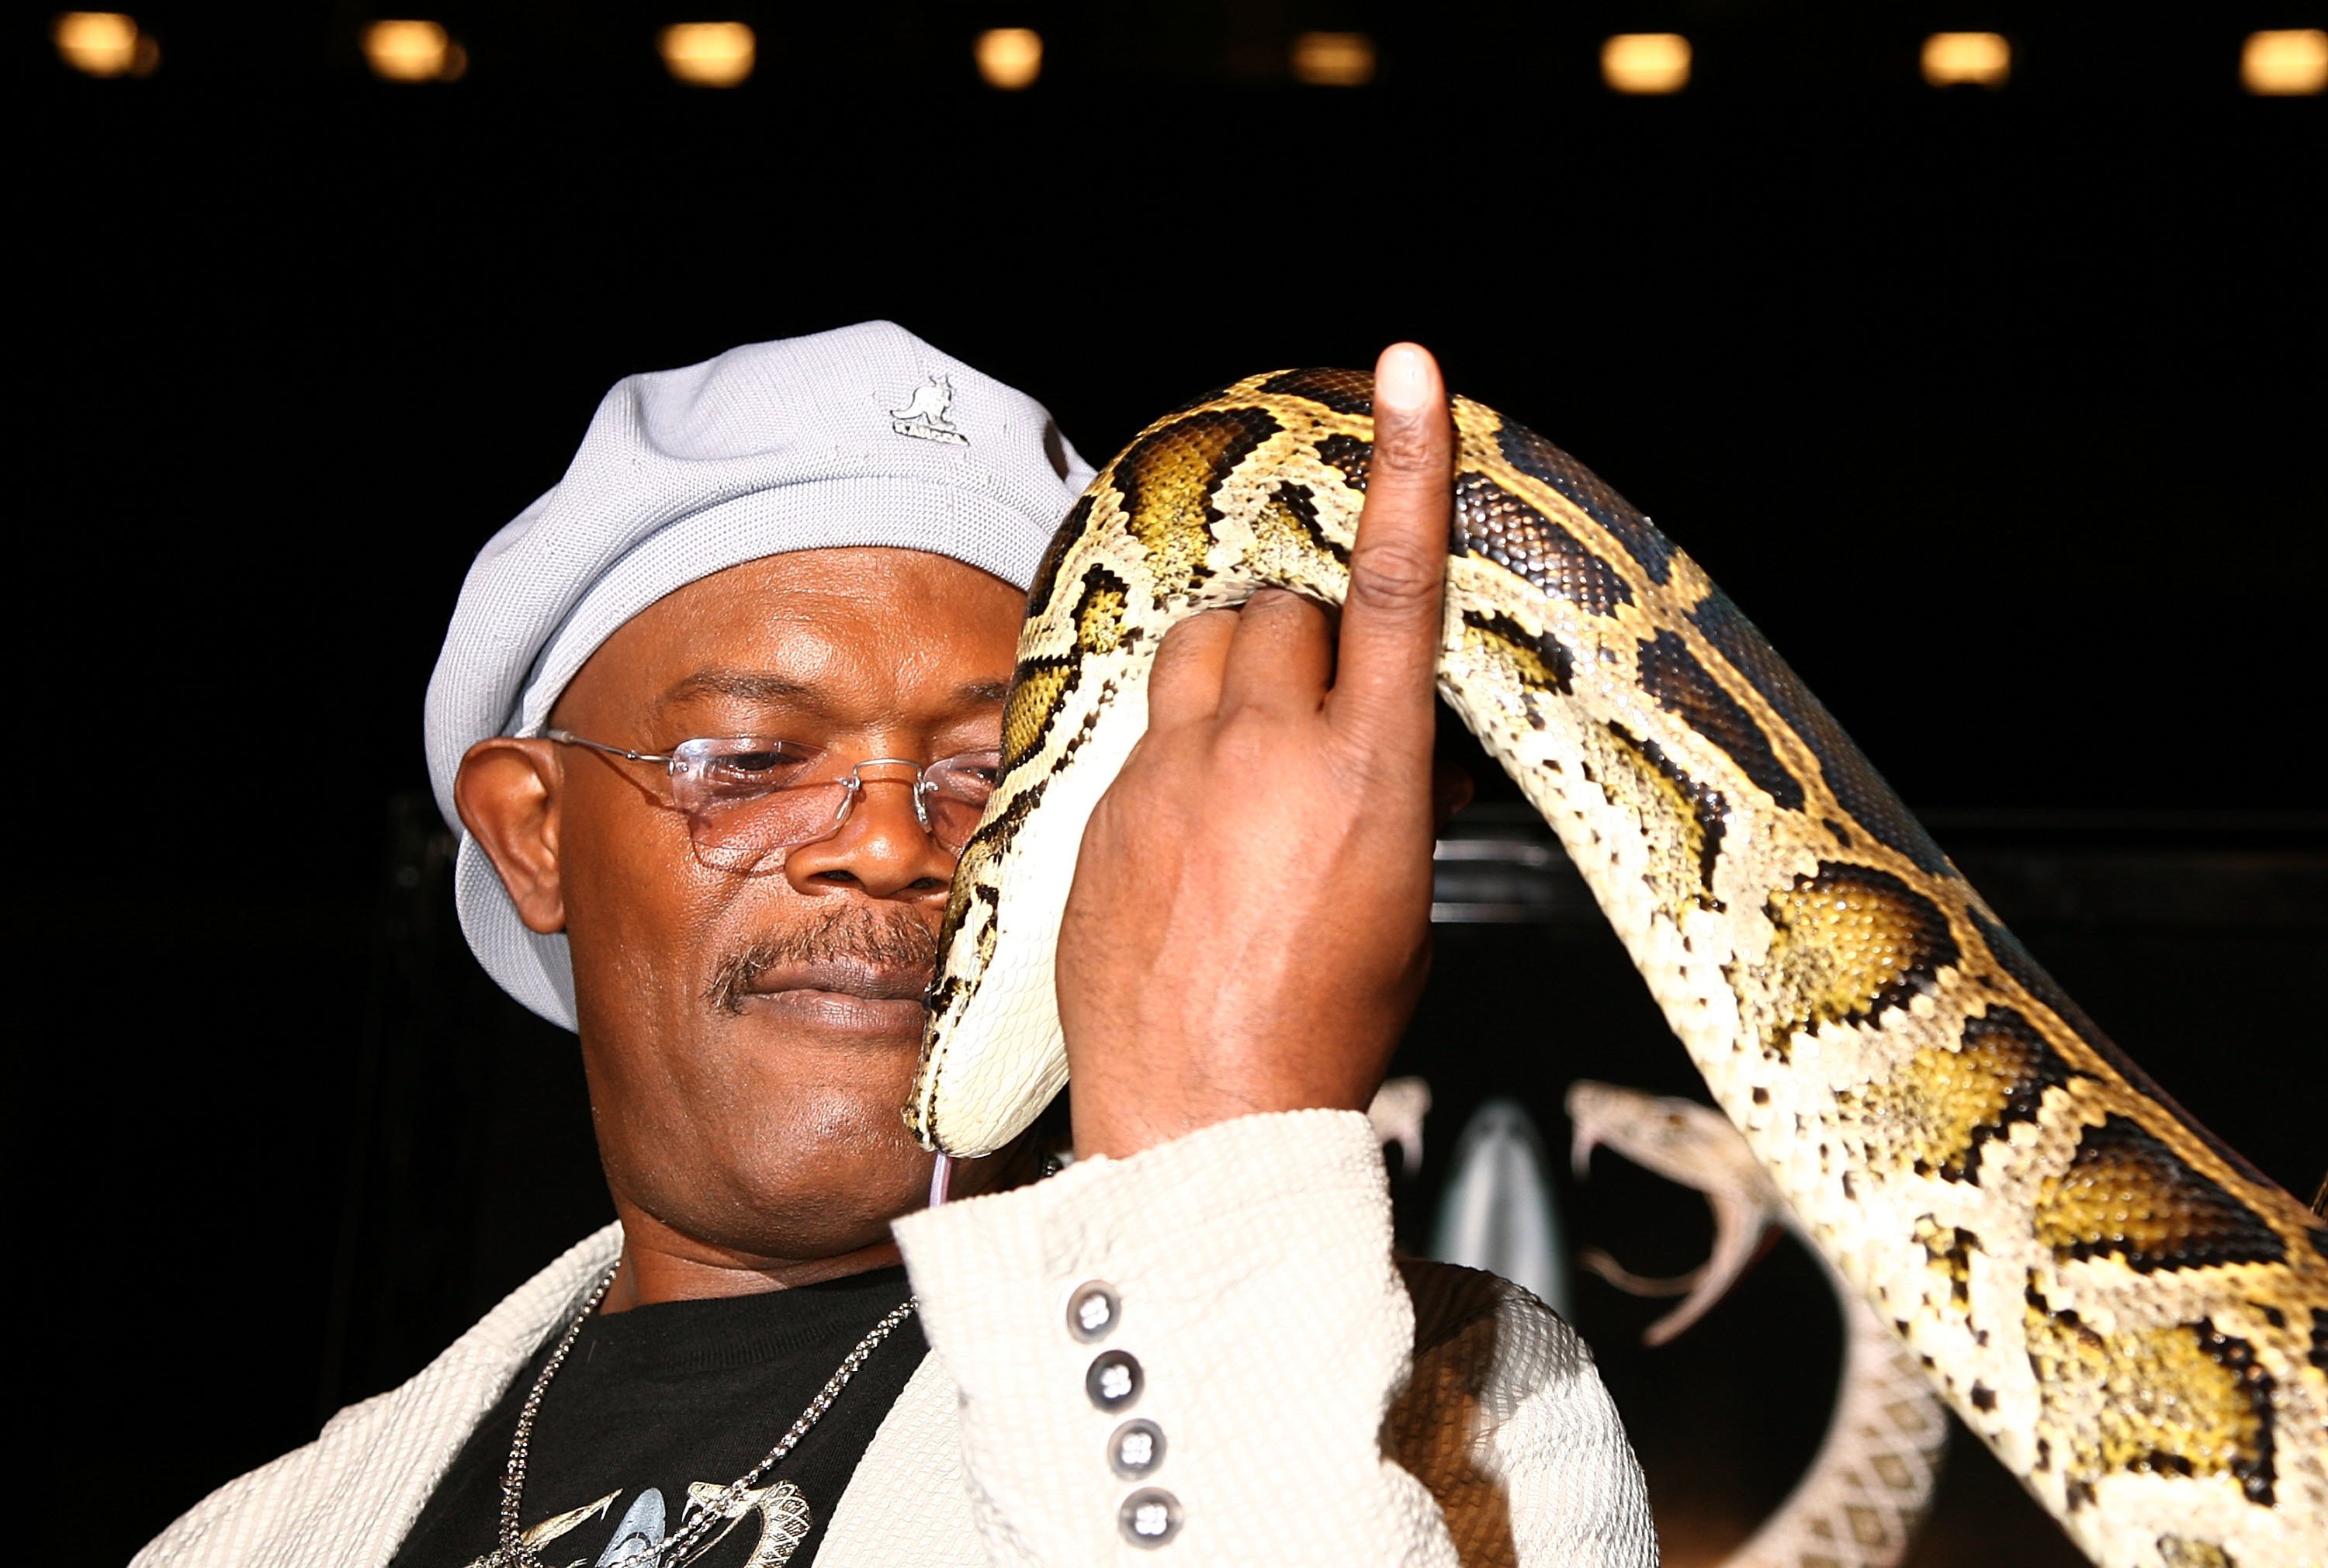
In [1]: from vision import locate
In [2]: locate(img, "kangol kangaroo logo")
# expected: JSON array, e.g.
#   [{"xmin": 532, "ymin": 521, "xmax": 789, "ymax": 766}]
[{"xmin": 889, "ymin": 374, "xmax": 968, "ymax": 445}]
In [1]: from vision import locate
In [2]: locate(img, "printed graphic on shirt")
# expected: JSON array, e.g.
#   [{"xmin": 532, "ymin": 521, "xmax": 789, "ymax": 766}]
[{"xmin": 468, "ymin": 1480, "xmax": 811, "ymax": 1568}]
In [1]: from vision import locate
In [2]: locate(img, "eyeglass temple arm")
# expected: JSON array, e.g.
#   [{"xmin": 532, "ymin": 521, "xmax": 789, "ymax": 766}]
[{"xmin": 542, "ymin": 729, "xmax": 677, "ymax": 767}]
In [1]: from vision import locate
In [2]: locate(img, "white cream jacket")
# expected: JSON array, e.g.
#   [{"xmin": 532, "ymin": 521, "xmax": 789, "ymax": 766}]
[{"xmin": 135, "ymin": 1110, "xmax": 1655, "ymax": 1567}]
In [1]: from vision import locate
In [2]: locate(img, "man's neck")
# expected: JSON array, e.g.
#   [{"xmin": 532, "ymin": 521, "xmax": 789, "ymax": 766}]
[
  {"xmin": 601, "ymin": 1210, "xmax": 906, "ymax": 1314},
  {"xmin": 593, "ymin": 1136, "xmax": 1047, "ymax": 1310}
]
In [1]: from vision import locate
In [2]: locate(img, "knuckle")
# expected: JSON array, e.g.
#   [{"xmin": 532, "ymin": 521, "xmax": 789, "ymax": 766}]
[
  {"xmin": 1155, "ymin": 608, "xmax": 1232, "ymax": 656},
  {"xmin": 1212, "ymin": 716, "xmax": 1288, "ymax": 775},
  {"xmin": 1247, "ymin": 587, "xmax": 1325, "ymax": 626},
  {"xmin": 1349, "ymin": 544, "xmax": 1443, "ymax": 608},
  {"xmin": 1175, "ymin": 607, "xmax": 1240, "ymax": 636}
]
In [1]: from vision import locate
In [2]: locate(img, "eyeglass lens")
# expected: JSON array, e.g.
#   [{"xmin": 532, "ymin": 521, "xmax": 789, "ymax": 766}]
[{"xmin": 670, "ymin": 740, "xmax": 999, "ymax": 870}]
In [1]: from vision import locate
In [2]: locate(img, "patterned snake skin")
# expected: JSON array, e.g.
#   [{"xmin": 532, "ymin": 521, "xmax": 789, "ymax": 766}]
[
  {"xmin": 904, "ymin": 369, "xmax": 2328, "ymax": 1568},
  {"xmin": 1569, "ymin": 1080, "xmax": 1949, "ymax": 1568}
]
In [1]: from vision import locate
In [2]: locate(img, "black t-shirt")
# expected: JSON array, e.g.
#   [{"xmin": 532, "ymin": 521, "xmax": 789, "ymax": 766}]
[{"xmin": 389, "ymin": 1267, "xmax": 927, "ymax": 1568}]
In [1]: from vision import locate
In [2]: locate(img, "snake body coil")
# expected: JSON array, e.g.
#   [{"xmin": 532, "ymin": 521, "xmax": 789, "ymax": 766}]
[{"xmin": 906, "ymin": 369, "xmax": 2328, "ymax": 1567}]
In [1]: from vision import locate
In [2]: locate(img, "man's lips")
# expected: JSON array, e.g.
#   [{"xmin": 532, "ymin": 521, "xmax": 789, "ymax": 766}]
[
  {"xmin": 744, "ymin": 957, "xmax": 933, "ymax": 1002},
  {"xmin": 735, "ymin": 958, "xmax": 935, "ymax": 1036}
]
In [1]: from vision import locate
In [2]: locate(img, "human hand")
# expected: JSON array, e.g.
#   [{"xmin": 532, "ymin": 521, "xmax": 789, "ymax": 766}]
[{"xmin": 1056, "ymin": 344, "xmax": 1455, "ymax": 1161}]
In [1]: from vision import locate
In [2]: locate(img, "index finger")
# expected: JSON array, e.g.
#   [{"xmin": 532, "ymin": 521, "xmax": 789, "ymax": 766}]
[{"xmin": 1329, "ymin": 342, "xmax": 1453, "ymax": 749}]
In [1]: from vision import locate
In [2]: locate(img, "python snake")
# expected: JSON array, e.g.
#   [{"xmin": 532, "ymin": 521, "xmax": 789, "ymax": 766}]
[
  {"xmin": 1570, "ymin": 1080, "xmax": 1949, "ymax": 1568},
  {"xmin": 904, "ymin": 368, "xmax": 2328, "ymax": 1567}
]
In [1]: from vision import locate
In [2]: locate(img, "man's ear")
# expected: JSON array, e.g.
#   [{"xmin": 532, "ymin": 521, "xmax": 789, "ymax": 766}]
[{"xmin": 455, "ymin": 737, "xmax": 568, "ymax": 935}]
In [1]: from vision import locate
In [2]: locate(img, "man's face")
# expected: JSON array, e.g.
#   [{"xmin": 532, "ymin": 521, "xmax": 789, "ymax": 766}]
[{"xmin": 540, "ymin": 548, "xmax": 1024, "ymax": 1264}]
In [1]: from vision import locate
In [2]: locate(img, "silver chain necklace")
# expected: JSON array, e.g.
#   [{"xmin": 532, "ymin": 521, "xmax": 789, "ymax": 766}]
[{"xmin": 497, "ymin": 1261, "xmax": 917, "ymax": 1568}]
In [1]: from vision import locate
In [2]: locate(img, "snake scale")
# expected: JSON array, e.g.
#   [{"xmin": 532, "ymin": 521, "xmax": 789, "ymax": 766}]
[{"xmin": 903, "ymin": 367, "xmax": 2328, "ymax": 1568}]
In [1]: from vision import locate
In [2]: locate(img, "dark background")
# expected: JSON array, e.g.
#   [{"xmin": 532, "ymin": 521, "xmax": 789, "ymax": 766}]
[{"xmin": 22, "ymin": 2, "xmax": 2324, "ymax": 1564}]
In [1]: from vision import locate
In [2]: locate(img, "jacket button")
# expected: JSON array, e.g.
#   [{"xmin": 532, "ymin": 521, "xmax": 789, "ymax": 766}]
[
  {"xmin": 1066, "ymin": 1281, "xmax": 1120, "ymax": 1342},
  {"xmin": 1118, "ymin": 1487, "xmax": 1182, "ymax": 1547},
  {"xmin": 1108, "ymin": 1417, "xmax": 1166, "ymax": 1479},
  {"xmin": 1085, "ymin": 1348, "xmax": 1143, "ymax": 1411}
]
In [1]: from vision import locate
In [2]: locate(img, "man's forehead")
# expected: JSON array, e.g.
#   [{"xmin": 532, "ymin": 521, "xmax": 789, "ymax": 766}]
[
  {"xmin": 556, "ymin": 549, "xmax": 1023, "ymax": 727},
  {"xmin": 625, "ymin": 552, "xmax": 1009, "ymax": 642}
]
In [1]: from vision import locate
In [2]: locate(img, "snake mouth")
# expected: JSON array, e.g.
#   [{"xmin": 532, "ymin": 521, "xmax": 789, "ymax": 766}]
[{"xmin": 1564, "ymin": 1080, "xmax": 1620, "ymax": 1178}]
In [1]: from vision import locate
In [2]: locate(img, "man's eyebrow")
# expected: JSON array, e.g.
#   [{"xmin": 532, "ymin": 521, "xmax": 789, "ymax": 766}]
[
  {"xmin": 654, "ymin": 670, "xmax": 823, "ymax": 710},
  {"xmin": 653, "ymin": 670, "xmax": 1016, "ymax": 710}
]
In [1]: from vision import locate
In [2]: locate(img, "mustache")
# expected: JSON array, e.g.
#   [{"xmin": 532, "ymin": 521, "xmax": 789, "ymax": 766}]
[{"xmin": 706, "ymin": 904, "xmax": 940, "ymax": 1016}]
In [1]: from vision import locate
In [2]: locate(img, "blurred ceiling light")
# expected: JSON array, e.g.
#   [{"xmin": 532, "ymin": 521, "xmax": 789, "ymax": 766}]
[
  {"xmin": 363, "ymin": 19, "xmax": 462, "ymax": 82},
  {"xmin": 2243, "ymin": 29, "xmax": 2326, "ymax": 95},
  {"xmin": 1602, "ymin": 33, "xmax": 1689, "ymax": 95},
  {"xmin": 54, "ymin": 11, "xmax": 151, "ymax": 77},
  {"xmin": 975, "ymin": 27, "xmax": 1042, "ymax": 89},
  {"xmin": 660, "ymin": 22, "xmax": 756, "ymax": 87},
  {"xmin": 1922, "ymin": 31, "xmax": 2010, "ymax": 88},
  {"xmin": 1291, "ymin": 32, "xmax": 1375, "ymax": 87}
]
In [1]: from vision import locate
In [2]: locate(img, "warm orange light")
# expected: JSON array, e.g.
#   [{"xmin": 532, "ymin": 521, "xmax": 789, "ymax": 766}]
[
  {"xmin": 1922, "ymin": 32, "xmax": 2011, "ymax": 88},
  {"xmin": 54, "ymin": 11, "xmax": 144, "ymax": 77},
  {"xmin": 1291, "ymin": 31, "xmax": 1375, "ymax": 87},
  {"xmin": 2243, "ymin": 29, "xmax": 2326, "ymax": 95},
  {"xmin": 363, "ymin": 19, "xmax": 459, "ymax": 83},
  {"xmin": 660, "ymin": 22, "xmax": 756, "ymax": 87},
  {"xmin": 975, "ymin": 27, "xmax": 1042, "ymax": 89},
  {"xmin": 1602, "ymin": 33, "xmax": 1689, "ymax": 95}
]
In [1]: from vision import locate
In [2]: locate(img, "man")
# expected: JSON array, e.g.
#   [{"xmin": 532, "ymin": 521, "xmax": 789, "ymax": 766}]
[{"xmin": 137, "ymin": 322, "xmax": 1653, "ymax": 1567}]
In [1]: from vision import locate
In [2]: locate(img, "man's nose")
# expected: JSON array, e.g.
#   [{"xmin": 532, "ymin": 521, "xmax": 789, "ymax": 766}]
[{"xmin": 784, "ymin": 770, "xmax": 954, "ymax": 898}]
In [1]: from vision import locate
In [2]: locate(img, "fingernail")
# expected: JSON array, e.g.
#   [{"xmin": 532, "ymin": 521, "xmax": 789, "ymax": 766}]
[{"xmin": 1378, "ymin": 344, "xmax": 1429, "ymax": 414}]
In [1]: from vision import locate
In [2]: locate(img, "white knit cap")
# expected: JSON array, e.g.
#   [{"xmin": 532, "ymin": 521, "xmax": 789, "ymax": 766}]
[{"xmin": 424, "ymin": 321, "xmax": 1094, "ymax": 1029}]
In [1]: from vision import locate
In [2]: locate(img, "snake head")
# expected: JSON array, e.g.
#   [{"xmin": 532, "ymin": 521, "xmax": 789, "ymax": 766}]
[{"xmin": 1565, "ymin": 1080, "xmax": 1785, "ymax": 1345}]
